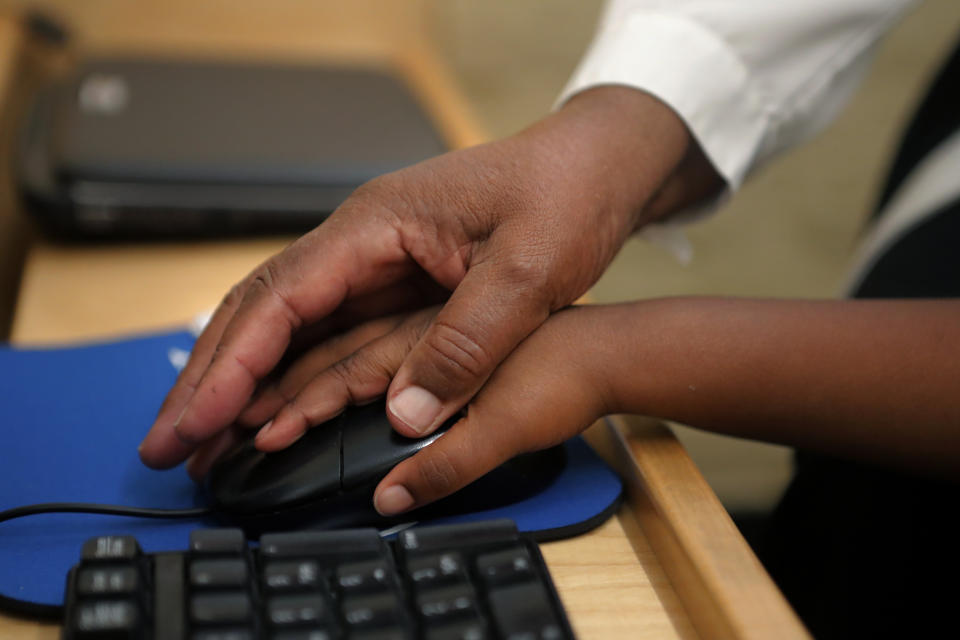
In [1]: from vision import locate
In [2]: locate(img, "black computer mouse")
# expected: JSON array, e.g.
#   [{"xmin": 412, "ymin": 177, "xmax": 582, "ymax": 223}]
[{"xmin": 204, "ymin": 400, "xmax": 566, "ymax": 535}]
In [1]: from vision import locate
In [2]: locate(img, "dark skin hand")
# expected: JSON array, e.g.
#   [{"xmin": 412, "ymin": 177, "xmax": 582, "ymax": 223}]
[
  {"xmin": 215, "ymin": 298, "xmax": 960, "ymax": 515},
  {"xmin": 138, "ymin": 85, "xmax": 702, "ymax": 472}
]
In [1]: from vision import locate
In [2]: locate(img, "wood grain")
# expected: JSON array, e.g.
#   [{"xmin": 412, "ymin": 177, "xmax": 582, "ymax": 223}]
[
  {"xmin": 0, "ymin": 15, "xmax": 30, "ymax": 338},
  {"xmin": 586, "ymin": 417, "xmax": 810, "ymax": 640},
  {"xmin": 541, "ymin": 512, "xmax": 699, "ymax": 640}
]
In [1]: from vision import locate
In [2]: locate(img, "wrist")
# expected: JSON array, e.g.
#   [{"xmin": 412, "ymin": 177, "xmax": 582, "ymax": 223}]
[
  {"xmin": 573, "ymin": 298, "xmax": 690, "ymax": 418},
  {"xmin": 538, "ymin": 86, "xmax": 691, "ymax": 230},
  {"xmin": 548, "ymin": 304, "xmax": 641, "ymax": 419}
]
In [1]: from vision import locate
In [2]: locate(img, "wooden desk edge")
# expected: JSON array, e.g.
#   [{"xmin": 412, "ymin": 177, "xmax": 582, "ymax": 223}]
[
  {"xmin": 0, "ymin": 15, "xmax": 33, "ymax": 339},
  {"xmin": 586, "ymin": 416, "xmax": 810, "ymax": 640}
]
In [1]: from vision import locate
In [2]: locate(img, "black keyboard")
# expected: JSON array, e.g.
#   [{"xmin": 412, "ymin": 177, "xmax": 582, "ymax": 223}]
[{"xmin": 61, "ymin": 519, "xmax": 575, "ymax": 640}]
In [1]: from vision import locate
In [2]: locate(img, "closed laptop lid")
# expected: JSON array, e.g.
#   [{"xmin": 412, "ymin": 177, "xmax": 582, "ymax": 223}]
[{"xmin": 53, "ymin": 57, "xmax": 448, "ymax": 186}]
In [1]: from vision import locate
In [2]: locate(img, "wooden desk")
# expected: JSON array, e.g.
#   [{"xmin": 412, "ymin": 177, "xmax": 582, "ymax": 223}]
[{"xmin": 0, "ymin": 5, "xmax": 808, "ymax": 638}]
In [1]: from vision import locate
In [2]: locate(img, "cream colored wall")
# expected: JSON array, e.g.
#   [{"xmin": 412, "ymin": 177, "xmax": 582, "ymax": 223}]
[{"xmin": 0, "ymin": 0, "xmax": 431, "ymax": 61}]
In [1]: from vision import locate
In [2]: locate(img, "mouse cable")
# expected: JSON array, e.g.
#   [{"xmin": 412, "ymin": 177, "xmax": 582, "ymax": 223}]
[
  {"xmin": 0, "ymin": 502, "xmax": 211, "ymax": 524},
  {"xmin": 0, "ymin": 502, "xmax": 212, "ymax": 621}
]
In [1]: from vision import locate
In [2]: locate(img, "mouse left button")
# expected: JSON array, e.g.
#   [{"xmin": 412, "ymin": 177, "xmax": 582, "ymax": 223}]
[{"xmin": 206, "ymin": 425, "xmax": 343, "ymax": 516}]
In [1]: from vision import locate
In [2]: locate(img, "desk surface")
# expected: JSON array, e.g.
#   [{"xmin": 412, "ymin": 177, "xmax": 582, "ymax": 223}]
[{"xmin": 0, "ymin": 6, "xmax": 807, "ymax": 638}]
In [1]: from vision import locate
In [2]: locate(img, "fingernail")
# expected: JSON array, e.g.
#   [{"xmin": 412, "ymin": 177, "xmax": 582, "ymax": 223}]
[
  {"xmin": 172, "ymin": 404, "xmax": 188, "ymax": 429},
  {"xmin": 389, "ymin": 386, "xmax": 442, "ymax": 435},
  {"xmin": 257, "ymin": 420, "xmax": 273, "ymax": 439},
  {"xmin": 375, "ymin": 485, "xmax": 415, "ymax": 516},
  {"xmin": 172, "ymin": 405, "xmax": 194, "ymax": 444}
]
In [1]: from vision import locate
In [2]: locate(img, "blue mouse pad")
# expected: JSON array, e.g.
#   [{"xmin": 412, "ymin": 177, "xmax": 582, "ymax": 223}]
[{"xmin": 0, "ymin": 330, "xmax": 622, "ymax": 609}]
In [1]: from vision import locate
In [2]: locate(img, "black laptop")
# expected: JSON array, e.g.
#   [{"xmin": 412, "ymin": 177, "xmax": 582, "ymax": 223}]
[{"xmin": 17, "ymin": 57, "xmax": 448, "ymax": 238}]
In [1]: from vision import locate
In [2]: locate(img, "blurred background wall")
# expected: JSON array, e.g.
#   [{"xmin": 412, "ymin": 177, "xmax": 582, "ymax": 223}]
[
  {"xmin": 2, "ymin": 0, "xmax": 959, "ymax": 514},
  {"xmin": 0, "ymin": 0, "xmax": 431, "ymax": 59}
]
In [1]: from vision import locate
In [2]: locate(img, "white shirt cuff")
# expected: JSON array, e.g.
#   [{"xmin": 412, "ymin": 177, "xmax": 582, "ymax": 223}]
[
  {"xmin": 556, "ymin": 11, "xmax": 767, "ymax": 191},
  {"xmin": 555, "ymin": 12, "xmax": 767, "ymax": 259}
]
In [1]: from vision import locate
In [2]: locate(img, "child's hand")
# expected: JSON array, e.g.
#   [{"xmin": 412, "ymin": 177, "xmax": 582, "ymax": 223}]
[{"xmin": 187, "ymin": 305, "xmax": 612, "ymax": 516}]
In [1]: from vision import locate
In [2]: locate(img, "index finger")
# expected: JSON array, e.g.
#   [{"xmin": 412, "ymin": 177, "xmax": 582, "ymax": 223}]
[
  {"xmin": 138, "ymin": 273, "xmax": 258, "ymax": 468},
  {"xmin": 165, "ymin": 218, "xmax": 412, "ymax": 452}
]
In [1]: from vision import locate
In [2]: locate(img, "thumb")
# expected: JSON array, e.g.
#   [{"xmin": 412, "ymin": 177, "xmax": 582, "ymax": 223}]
[
  {"xmin": 374, "ymin": 320, "xmax": 605, "ymax": 515},
  {"xmin": 384, "ymin": 260, "xmax": 551, "ymax": 438},
  {"xmin": 372, "ymin": 410, "xmax": 518, "ymax": 517},
  {"xmin": 372, "ymin": 377, "xmax": 600, "ymax": 516}
]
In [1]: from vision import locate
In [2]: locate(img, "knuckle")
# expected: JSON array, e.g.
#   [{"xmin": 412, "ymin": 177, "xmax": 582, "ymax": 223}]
[
  {"xmin": 278, "ymin": 398, "xmax": 311, "ymax": 429},
  {"xmin": 273, "ymin": 379, "xmax": 300, "ymax": 405},
  {"xmin": 231, "ymin": 352, "xmax": 260, "ymax": 383},
  {"xmin": 247, "ymin": 260, "xmax": 303, "ymax": 332},
  {"xmin": 351, "ymin": 173, "xmax": 392, "ymax": 200},
  {"xmin": 248, "ymin": 260, "xmax": 278, "ymax": 293},
  {"xmin": 349, "ymin": 175, "xmax": 409, "ymax": 220},
  {"xmin": 496, "ymin": 252, "xmax": 551, "ymax": 292},
  {"xmin": 415, "ymin": 449, "xmax": 460, "ymax": 498},
  {"xmin": 221, "ymin": 282, "xmax": 246, "ymax": 310},
  {"xmin": 329, "ymin": 355, "xmax": 392, "ymax": 404},
  {"xmin": 330, "ymin": 355, "xmax": 368, "ymax": 383},
  {"xmin": 423, "ymin": 321, "xmax": 492, "ymax": 385}
]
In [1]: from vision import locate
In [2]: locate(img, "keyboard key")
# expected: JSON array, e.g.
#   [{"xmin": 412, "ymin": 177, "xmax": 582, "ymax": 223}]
[
  {"xmin": 406, "ymin": 552, "xmax": 468, "ymax": 589},
  {"xmin": 487, "ymin": 582, "xmax": 562, "ymax": 640},
  {"xmin": 342, "ymin": 592, "xmax": 404, "ymax": 629},
  {"xmin": 153, "ymin": 554, "xmax": 185, "ymax": 639},
  {"xmin": 261, "ymin": 529, "xmax": 383, "ymax": 559},
  {"xmin": 73, "ymin": 600, "xmax": 140, "ymax": 638},
  {"xmin": 475, "ymin": 547, "xmax": 534, "ymax": 587},
  {"xmin": 191, "ymin": 529, "xmax": 247, "ymax": 555},
  {"xmin": 190, "ymin": 592, "xmax": 254, "ymax": 625},
  {"xmin": 336, "ymin": 558, "xmax": 393, "ymax": 594},
  {"xmin": 424, "ymin": 617, "xmax": 488, "ymax": 640},
  {"xmin": 193, "ymin": 629, "xmax": 254, "ymax": 640},
  {"xmin": 77, "ymin": 566, "xmax": 139, "ymax": 595},
  {"xmin": 267, "ymin": 593, "xmax": 331, "ymax": 626},
  {"xmin": 64, "ymin": 522, "xmax": 573, "ymax": 640},
  {"xmin": 81, "ymin": 535, "xmax": 141, "ymax": 562},
  {"xmin": 350, "ymin": 629, "xmax": 413, "ymax": 640},
  {"xmin": 270, "ymin": 631, "xmax": 335, "ymax": 640},
  {"xmin": 190, "ymin": 559, "xmax": 249, "ymax": 588},
  {"xmin": 264, "ymin": 560, "xmax": 323, "ymax": 591},
  {"xmin": 399, "ymin": 520, "xmax": 517, "ymax": 553},
  {"xmin": 416, "ymin": 583, "xmax": 478, "ymax": 622}
]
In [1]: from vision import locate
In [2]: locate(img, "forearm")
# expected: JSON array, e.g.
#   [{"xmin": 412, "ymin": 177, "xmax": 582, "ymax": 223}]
[{"xmin": 588, "ymin": 298, "xmax": 960, "ymax": 476}]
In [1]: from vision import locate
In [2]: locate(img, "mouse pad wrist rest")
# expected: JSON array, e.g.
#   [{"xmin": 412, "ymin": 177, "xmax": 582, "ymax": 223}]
[{"xmin": 0, "ymin": 329, "xmax": 622, "ymax": 608}]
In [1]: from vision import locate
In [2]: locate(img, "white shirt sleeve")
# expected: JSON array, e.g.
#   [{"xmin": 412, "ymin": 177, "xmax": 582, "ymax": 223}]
[{"xmin": 558, "ymin": 0, "xmax": 918, "ymax": 197}]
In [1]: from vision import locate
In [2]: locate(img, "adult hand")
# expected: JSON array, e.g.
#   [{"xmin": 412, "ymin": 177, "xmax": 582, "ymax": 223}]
[{"xmin": 138, "ymin": 86, "xmax": 691, "ymax": 471}]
